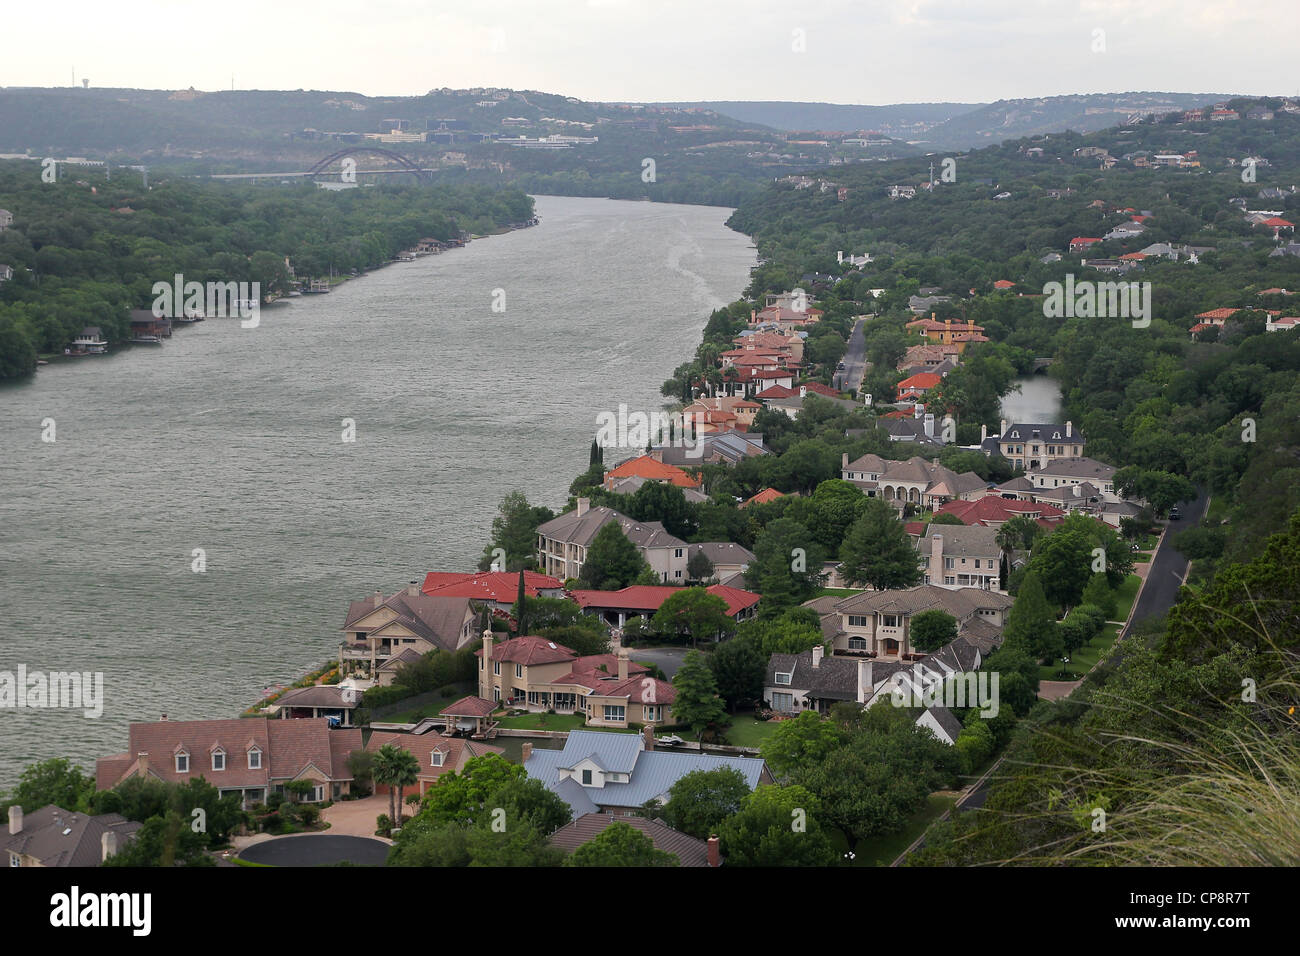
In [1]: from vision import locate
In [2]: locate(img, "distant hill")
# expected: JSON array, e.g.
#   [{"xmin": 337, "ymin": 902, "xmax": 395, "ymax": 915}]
[
  {"xmin": 661, "ymin": 101, "xmax": 980, "ymax": 137},
  {"xmin": 921, "ymin": 92, "xmax": 1235, "ymax": 150}
]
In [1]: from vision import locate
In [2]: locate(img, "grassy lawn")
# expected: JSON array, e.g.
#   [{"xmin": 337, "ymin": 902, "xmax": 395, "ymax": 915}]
[
  {"xmin": 813, "ymin": 587, "xmax": 864, "ymax": 599},
  {"xmin": 1112, "ymin": 573, "xmax": 1142, "ymax": 622},
  {"xmin": 1133, "ymin": 552, "xmax": 1151, "ymax": 563},
  {"xmin": 1039, "ymin": 622, "xmax": 1121, "ymax": 682},
  {"xmin": 723, "ymin": 714, "xmax": 780, "ymax": 749},
  {"xmin": 834, "ymin": 794, "xmax": 957, "ymax": 866},
  {"xmin": 381, "ymin": 687, "xmax": 475, "ymax": 725},
  {"xmin": 495, "ymin": 712, "xmax": 587, "ymax": 732}
]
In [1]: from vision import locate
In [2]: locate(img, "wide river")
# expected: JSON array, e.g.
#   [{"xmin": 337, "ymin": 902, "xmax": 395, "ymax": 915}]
[{"xmin": 0, "ymin": 195, "xmax": 757, "ymax": 787}]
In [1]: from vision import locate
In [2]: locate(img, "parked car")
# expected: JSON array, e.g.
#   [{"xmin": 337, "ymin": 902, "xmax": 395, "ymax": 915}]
[{"xmin": 1168, "ymin": 507, "xmax": 1181, "ymax": 520}]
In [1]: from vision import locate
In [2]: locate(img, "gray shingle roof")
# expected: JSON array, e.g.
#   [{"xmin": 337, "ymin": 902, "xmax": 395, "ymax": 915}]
[
  {"xmin": 766, "ymin": 650, "xmax": 861, "ymax": 700},
  {"xmin": 2, "ymin": 806, "xmax": 141, "ymax": 867},
  {"xmin": 549, "ymin": 812, "xmax": 712, "ymax": 865},
  {"xmin": 914, "ymin": 524, "xmax": 1001, "ymax": 558}
]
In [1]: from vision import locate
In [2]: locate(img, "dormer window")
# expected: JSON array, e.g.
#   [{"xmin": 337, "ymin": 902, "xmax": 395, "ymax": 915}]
[
  {"xmin": 775, "ymin": 671, "xmax": 792, "ymax": 686},
  {"xmin": 175, "ymin": 751, "xmax": 190, "ymax": 773},
  {"xmin": 248, "ymin": 747, "xmax": 262, "ymax": 770},
  {"xmin": 430, "ymin": 750, "xmax": 445, "ymax": 767},
  {"xmin": 211, "ymin": 748, "xmax": 226, "ymax": 771},
  {"xmin": 581, "ymin": 769, "xmax": 593, "ymax": 785}
]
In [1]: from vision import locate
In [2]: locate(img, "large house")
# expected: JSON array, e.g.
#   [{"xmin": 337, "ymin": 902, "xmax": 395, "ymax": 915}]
[
  {"xmin": 536, "ymin": 500, "xmax": 689, "ymax": 583},
  {"xmin": 524, "ymin": 728, "xmax": 772, "ymax": 816},
  {"xmin": 653, "ymin": 430, "xmax": 768, "ymax": 466},
  {"xmin": 364, "ymin": 731, "xmax": 503, "ymax": 795},
  {"xmin": 550, "ymin": 812, "xmax": 719, "ymax": 866},
  {"xmin": 840, "ymin": 453, "xmax": 987, "ymax": 511},
  {"xmin": 477, "ymin": 635, "xmax": 676, "ymax": 727},
  {"xmin": 603, "ymin": 455, "xmax": 702, "ymax": 491},
  {"xmin": 95, "ymin": 717, "xmax": 362, "ymax": 808},
  {"xmin": 339, "ymin": 583, "xmax": 484, "ymax": 682},
  {"xmin": 1025, "ymin": 456, "xmax": 1119, "ymax": 501},
  {"xmin": 827, "ymin": 585, "xmax": 1012, "ymax": 659},
  {"xmin": 907, "ymin": 524, "xmax": 1004, "ymax": 591},
  {"xmin": 569, "ymin": 583, "xmax": 761, "ymax": 629},
  {"xmin": 936, "ymin": 495, "xmax": 1070, "ymax": 529},
  {"xmin": 992, "ymin": 420, "xmax": 1085, "ymax": 471},
  {"xmin": 420, "ymin": 570, "xmax": 565, "ymax": 611},
  {"xmin": 5, "ymin": 805, "xmax": 141, "ymax": 868}
]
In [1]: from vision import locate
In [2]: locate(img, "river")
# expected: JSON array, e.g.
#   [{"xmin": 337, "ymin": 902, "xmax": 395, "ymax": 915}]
[{"xmin": 0, "ymin": 195, "xmax": 757, "ymax": 787}]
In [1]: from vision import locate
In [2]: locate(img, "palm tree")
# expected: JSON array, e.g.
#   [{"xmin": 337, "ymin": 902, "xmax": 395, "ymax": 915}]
[{"xmin": 373, "ymin": 744, "xmax": 419, "ymax": 830}]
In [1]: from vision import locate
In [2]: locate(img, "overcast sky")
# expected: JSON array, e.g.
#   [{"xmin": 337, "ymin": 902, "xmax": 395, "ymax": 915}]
[{"xmin": 3, "ymin": 0, "xmax": 1294, "ymax": 103}]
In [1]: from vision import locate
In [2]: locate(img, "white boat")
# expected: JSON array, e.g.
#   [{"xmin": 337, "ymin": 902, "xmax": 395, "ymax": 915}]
[
  {"xmin": 655, "ymin": 735, "xmax": 685, "ymax": 747},
  {"xmin": 129, "ymin": 334, "xmax": 163, "ymax": 345},
  {"xmin": 71, "ymin": 328, "xmax": 109, "ymax": 354}
]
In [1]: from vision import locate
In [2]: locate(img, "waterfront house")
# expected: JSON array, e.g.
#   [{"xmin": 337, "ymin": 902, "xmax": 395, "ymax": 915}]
[
  {"xmin": 477, "ymin": 635, "xmax": 674, "ymax": 726},
  {"xmin": 4, "ymin": 806, "xmax": 140, "ymax": 868},
  {"xmin": 536, "ymin": 500, "xmax": 689, "ymax": 583},
  {"xmin": 524, "ymin": 727, "xmax": 771, "ymax": 817},
  {"xmin": 71, "ymin": 327, "xmax": 109, "ymax": 353},
  {"xmin": 365, "ymin": 731, "xmax": 503, "ymax": 795},
  {"xmin": 602, "ymin": 455, "xmax": 702, "ymax": 491},
  {"xmin": 127, "ymin": 308, "xmax": 172, "ymax": 339},
  {"xmin": 550, "ymin": 812, "xmax": 719, "ymax": 866},
  {"xmin": 269, "ymin": 684, "xmax": 359, "ymax": 727},
  {"xmin": 568, "ymin": 583, "xmax": 760, "ymax": 629},
  {"xmin": 338, "ymin": 583, "xmax": 483, "ymax": 682},
  {"xmin": 95, "ymin": 717, "xmax": 361, "ymax": 808},
  {"xmin": 420, "ymin": 570, "xmax": 565, "ymax": 611}
]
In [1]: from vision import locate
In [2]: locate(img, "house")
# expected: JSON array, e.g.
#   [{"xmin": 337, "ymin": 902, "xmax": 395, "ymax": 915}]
[
  {"xmin": 840, "ymin": 453, "xmax": 987, "ymax": 511},
  {"xmin": 0, "ymin": 263, "xmax": 13, "ymax": 284},
  {"xmin": 339, "ymin": 583, "xmax": 484, "ymax": 683},
  {"xmin": 71, "ymin": 327, "xmax": 109, "ymax": 353},
  {"xmin": 936, "ymin": 495, "xmax": 1069, "ymax": 530},
  {"xmin": 1246, "ymin": 107, "xmax": 1274, "ymax": 120},
  {"xmin": 899, "ymin": 343, "xmax": 962, "ymax": 370},
  {"xmin": 993, "ymin": 279, "xmax": 1016, "ymax": 290},
  {"xmin": 888, "ymin": 185, "xmax": 917, "ymax": 199},
  {"xmin": 907, "ymin": 294, "xmax": 953, "ymax": 314},
  {"xmin": 765, "ymin": 644, "xmax": 873, "ymax": 713},
  {"xmin": 4, "ymin": 805, "xmax": 141, "ymax": 868},
  {"xmin": 740, "ymin": 487, "xmax": 785, "ymax": 508},
  {"xmin": 364, "ymin": 731, "xmax": 503, "ymax": 794},
  {"xmin": 828, "ymin": 585, "xmax": 1012, "ymax": 659},
  {"xmin": 1104, "ymin": 221, "xmax": 1147, "ymax": 240},
  {"xmin": 995, "ymin": 420, "xmax": 1085, "ymax": 470},
  {"xmin": 95, "ymin": 717, "xmax": 361, "ymax": 808},
  {"xmin": 1209, "ymin": 108, "xmax": 1239, "ymax": 121},
  {"xmin": 907, "ymin": 523, "xmax": 1004, "ymax": 590},
  {"xmin": 896, "ymin": 371, "xmax": 943, "ymax": 402},
  {"xmin": 550, "ymin": 811, "xmax": 719, "ymax": 866},
  {"xmin": 685, "ymin": 542, "xmax": 755, "ymax": 583},
  {"xmin": 419, "ymin": 570, "xmax": 565, "ymax": 608},
  {"xmin": 1069, "ymin": 237, "xmax": 1103, "ymax": 254},
  {"xmin": 608, "ymin": 473, "xmax": 709, "ymax": 503},
  {"xmin": 570, "ymin": 582, "xmax": 761, "ymax": 628},
  {"xmin": 760, "ymin": 384, "xmax": 860, "ymax": 419},
  {"xmin": 603, "ymin": 455, "xmax": 701, "ymax": 490},
  {"xmin": 536, "ymin": 500, "xmax": 689, "ymax": 583},
  {"xmin": 269, "ymin": 684, "xmax": 360, "ymax": 727},
  {"xmin": 524, "ymin": 727, "xmax": 771, "ymax": 816},
  {"xmin": 127, "ymin": 309, "xmax": 172, "ymax": 339},
  {"xmin": 880, "ymin": 415, "xmax": 946, "ymax": 446},
  {"xmin": 1266, "ymin": 315, "xmax": 1300, "ymax": 332},
  {"xmin": 0, "ymin": 208, "xmax": 12, "ymax": 230},
  {"xmin": 682, "ymin": 395, "xmax": 763, "ymax": 432},
  {"xmin": 905, "ymin": 316, "xmax": 988, "ymax": 350},
  {"xmin": 654, "ymin": 430, "xmax": 768, "ymax": 466},
  {"xmin": 477, "ymin": 636, "xmax": 674, "ymax": 726},
  {"xmin": 1028, "ymin": 456, "xmax": 1119, "ymax": 501}
]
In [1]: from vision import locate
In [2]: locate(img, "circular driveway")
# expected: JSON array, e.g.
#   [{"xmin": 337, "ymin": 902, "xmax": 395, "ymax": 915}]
[{"xmin": 239, "ymin": 834, "xmax": 390, "ymax": 867}]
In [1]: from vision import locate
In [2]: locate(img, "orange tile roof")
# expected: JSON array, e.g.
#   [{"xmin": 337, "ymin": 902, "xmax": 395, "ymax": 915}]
[
  {"xmin": 604, "ymin": 455, "xmax": 701, "ymax": 488},
  {"xmin": 740, "ymin": 487, "xmax": 784, "ymax": 508}
]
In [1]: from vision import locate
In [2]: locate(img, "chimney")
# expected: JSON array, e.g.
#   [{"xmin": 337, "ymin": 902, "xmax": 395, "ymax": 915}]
[
  {"xmin": 1066, "ymin": 420, "xmax": 1073, "ymax": 437},
  {"xmin": 8, "ymin": 805, "xmax": 22, "ymax": 835},
  {"xmin": 576, "ymin": 497, "xmax": 590, "ymax": 517},
  {"xmin": 924, "ymin": 413, "xmax": 935, "ymax": 438},
  {"xmin": 642, "ymin": 723, "xmax": 655, "ymax": 752},
  {"xmin": 857, "ymin": 659, "xmax": 872, "ymax": 701},
  {"xmin": 521, "ymin": 742, "xmax": 533, "ymax": 763},
  {"xmin": 373, "ymin": 589, "xmax": 383, "ymax": 608},
  {"xmin": 980, "ymin": 423, "xmax": 987, "ymax": 442},
  {"xmin": 618, "ymin": 649, "xmax": 629, "ymax": 682},
  {"xmin": 137, "ymin": 752, "xmax": 149, "ymax": 777},
  {"xmin": 811, "ymin": 644, "xmax": 823, "ymax": 668},
  {"xmin": 407, "ymin": 580, "xmax": 419, "ymax": 597},
  {"xmin": 837, "ymin": 250, "xmax": 843, "ymax": 263},
  {"xmin": 799, "ymin": 385, "xmax": 807, "ymax": 398},
  {"xmin": 999, "ymin": 418, "xmax": 1008, "ymax": 437},
  {"xmin": 842, "ymin": 452, "xmax": 849, "ymax": 470},
  {"xmin": 101, "ymin": 831, "xmax": 117, "ymax": 863},
  {"xmin": 160, "ymin": 713, "xmax": 167, "ymax": 721},
  {"xmin": 707, "ymin": 835, "xmax": 721, "ymax": 867},
  {"xmin": 931, "ymin": 533, "xmax": 943, "ymax": 580}
]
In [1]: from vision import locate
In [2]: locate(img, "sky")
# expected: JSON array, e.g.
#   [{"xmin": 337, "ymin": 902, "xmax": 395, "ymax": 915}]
[{"xmin": 2, "ymin": 0, "xmax": 1295, "ymax": 104}]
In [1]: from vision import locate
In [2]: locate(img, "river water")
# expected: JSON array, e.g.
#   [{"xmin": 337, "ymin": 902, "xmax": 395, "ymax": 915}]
[{"xmin": 0, "ymin": 195, "xmax": 757, "ymax": 787}]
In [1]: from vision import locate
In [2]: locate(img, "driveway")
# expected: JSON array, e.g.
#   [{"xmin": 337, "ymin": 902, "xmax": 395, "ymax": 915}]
[
  {"xmin": 627, "ymin": 646, "xmax": 689, "ymax": 678},
  {"xmin": 835, "ymin": 316, "xmax": 869, "ymax": 392},
  {"xmin": 321, "ymin": 794, "xmax": 394, "ymax": 838}
]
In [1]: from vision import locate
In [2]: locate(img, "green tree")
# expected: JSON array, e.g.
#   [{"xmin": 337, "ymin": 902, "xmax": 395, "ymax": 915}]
[
  {"xmin": 719, "ymin": 785, "xmax": 838, "ymax": 867},
  {"xmin": 6, "ymin": 758, "xmax": 95, "ymax": 814},
  {"xmin": 417, "ymin": 754, "xmax": 526, "ymax": 826},
  {"xmin": 660, "ymin": 766, "xmax": 751, "ymax": 838},
  {"xmin": 577, "ymin": 522, "xmax": 657, "ymax": 589},
  {"xmin": 102, "ymin": 809, "xmax": 214, "ymax": 867},
  {"xmin": 744, "ymin": 517, "xmax": 827, "ymax": 609},
  {"xmin": 480, "ymin": 491, "xmax": 553, "ymax": 571},
  {"xmin": 839, "ymin": 498, "xmax": 923, "ymax": 591},
  {"xmin": 707, "ymin": 634, "xmax": 766, "ymax": 711},
  {"xmin": 671, "ymin": 650, "xmax": 728, "ymax": 738},
  {"xmin": 651, "ymin": 588, "xmax": 735, "ymax": 648},
  {"xmin": 373, "ymin": 744, "xmax": 420, "ymax": 829},
  {"xmin": 761, "ymin": 710, "xmax": 848, "ymax": 782},
  {"xmin": 1027, "ymin": 529, "xmax": 1095, "ymax": 609},
  {"xmin": 1001, "ymin": 570, "xmax": 1060, "ymax": 660},
  {"xmin": 686, "ymin": 549, "xmax": 716, "ymax": 584},
  {"xmin": 909, "ymin": 609, "xmax": 958, "ymax": 653},
  {"xmin": 564, "ymin": 821, "xmax": 678, "ymax": 867},
  {"xmin": 1080, "ymin": 572, "xmax": 1118, "ymax": 620}
]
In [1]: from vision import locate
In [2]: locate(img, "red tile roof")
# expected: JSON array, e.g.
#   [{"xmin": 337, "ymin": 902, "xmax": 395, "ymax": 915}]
[
  {"xmin": 569, "ymin": 584, "xmax": 760, "ymax": 617},
  {"xmin": 755, "ymin": 385, "xmax": 797, "ymax": 399},
  {"xmin": 1195, "ymin": 308, "xmax": 1238, "ymax": 320},
  {"xmin": 800, "ymin": 381, "xmax": 841, "ymax": 397},
  {"xmin": 478, "ymin": 635, "xmax": 577, "ymax": 666},
  {"xmin": 993, "ymin": 279, "xmax": 1015, "ymax": 289},
  {"xmin": 936, "ymin": 497, "xmax": 1067, "ymax": 528},
  {"xmin": 440, "ymin": 695, "xmax": 498, "ymax": 718},
  {"xmin": 740, "ymin": 487, "xmax": 785, "ymax": 508},
  {"xmin": 604, "ymin": 455, "xmax": 702, "ymax": 488},
  {"xmin": 422, "ymin": 570, "xmax": 563, "ymax": 603}
]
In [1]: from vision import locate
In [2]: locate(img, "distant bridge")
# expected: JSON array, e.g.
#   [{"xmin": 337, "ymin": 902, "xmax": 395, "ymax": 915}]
[
  {"xmin": 1032, "ymin": 357, "xmax": 1053, "ymax": 372},
  {"xmin": 207, "ymin": 146, "xmax": 434, "ymax": 183}
]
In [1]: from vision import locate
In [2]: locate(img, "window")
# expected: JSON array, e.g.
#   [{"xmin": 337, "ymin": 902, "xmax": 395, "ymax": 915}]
[
  {"xmin": 675, "ymin": 548, "xmax": 683, "ymax": 557},
  {"xmin": 775, "ymin": 671, "xmax": 792, "ymax": 686},
  {"xmin": 944, "ymin": 557, "xmax": 954, "ymax": 569},
  {"xmin": 848, "ymin": 636, "xmax": 868, "ymax": 650},
  {"xmin": 175, "ymin": 753, "xmax": 189, "ymax": 773},
  {"xmin": 772, "ymin": 692, "xmax": 793, "ymax": 711},
  {"xmin": 848, "ymin": 615, "xmax": 868, "ymax": 628},
  {"xmin": 248, "ymin": 747, "xmax": 262, "ymax": 770},
  {"xmin": 493, "ymin": 661, "xmax": 500, "ymax": 675},
  {"xmin": 644, "ymin": 706, "xmax": 658, "ymax": 721},
  {"xmin": 515, "ymin": 663, "xmax": 522, "ymax": 678},
  {"xmin": 603, "ymin": 705, "xmax": 625, "ymax": 722},
  {"xmin": 882, "ymin": 614, "xmax": 900, "ymax": 628},
  {"xmin": 211, "ymin": 749, "xmax": 225, "ymax": 772},
  {"xmin": 310, "ymin": 785, "xmax": 324, "ymax": 803},
  {"xmin": 430, "ymin": 751, "xmax": 445, "ymax": 767},
  {"xmin": 9, "ymin": 852, "xmax": 20, "ymax": 867},
  {"xmin": 581, "ymin": 769, "xmax": 593, "ymax": 785}
]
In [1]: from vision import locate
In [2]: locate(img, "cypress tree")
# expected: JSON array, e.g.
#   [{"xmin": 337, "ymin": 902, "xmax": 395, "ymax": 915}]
[{"xmin": 514, "ymin": 569, "xmax": 527, "ymax": 635}]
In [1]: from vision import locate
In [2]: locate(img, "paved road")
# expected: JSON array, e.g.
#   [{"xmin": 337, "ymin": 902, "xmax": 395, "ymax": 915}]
[
  {"xmin": 238, "ymin": 834, "xmax": 390, "ymax": 867},
  {"xmin": 1129, "ymin": 486, "xmax": 1209, "ymax": 626},
  {"xmin": 836, "ymin": 316, "xmax": 869, "ymax": 393}
]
